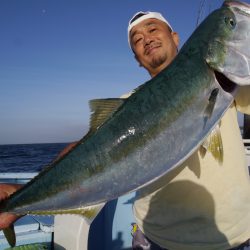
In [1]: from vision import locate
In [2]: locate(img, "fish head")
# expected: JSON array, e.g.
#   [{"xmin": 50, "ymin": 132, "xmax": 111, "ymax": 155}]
[{"xmin": 205, "ymin": 0, "xmax": 250, "ymax": 87}]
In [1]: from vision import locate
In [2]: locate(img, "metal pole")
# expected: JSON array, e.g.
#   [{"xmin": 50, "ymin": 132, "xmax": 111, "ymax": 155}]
[{"xmin": 243, "ymin": 114, "xmax": 250, "ymax": 139}]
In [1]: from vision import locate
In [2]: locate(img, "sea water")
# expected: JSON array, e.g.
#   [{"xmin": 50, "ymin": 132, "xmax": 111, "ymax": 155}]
[{"xmin": 0, "ymin": 143, "xmax": 69, "ymax": 173}]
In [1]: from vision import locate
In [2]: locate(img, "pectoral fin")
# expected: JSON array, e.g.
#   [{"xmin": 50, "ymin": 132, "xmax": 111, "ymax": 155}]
[
  {"xmin": 202, "ymin": 124, "xmax": 223, "ymax": 164},
  {"xmin": 3, "ymin": 224, "xmax": 16, "ymax": 247},
  {"xmin": 203, "ymin": 88, "xmax": 220, "ymax": 128}
]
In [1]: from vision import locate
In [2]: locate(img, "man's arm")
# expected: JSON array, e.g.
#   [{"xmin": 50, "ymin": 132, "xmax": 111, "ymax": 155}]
[{"xmin": 55, "ymin": 141, "xmax": 78, "ymax": 161}]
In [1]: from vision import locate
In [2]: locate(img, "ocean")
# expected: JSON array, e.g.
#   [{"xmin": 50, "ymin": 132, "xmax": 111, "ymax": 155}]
[{"xmin": 0, "ymin": 143, "xmax": 69, "ymax": 173}]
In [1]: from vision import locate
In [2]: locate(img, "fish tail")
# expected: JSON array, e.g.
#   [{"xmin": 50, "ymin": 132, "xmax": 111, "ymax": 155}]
[{"xmin": 3, "ymin": 224, "xmax": 16, "ymax": 247}]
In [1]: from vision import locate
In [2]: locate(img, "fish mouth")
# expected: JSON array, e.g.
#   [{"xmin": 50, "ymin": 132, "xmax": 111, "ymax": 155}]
[
  {"xmin": 216, "ymin": 1, "xmax": 250, "ymax": 87},
  {"xmin": 214, "ymin": 70, "xmax": 237, "ymax": 93}
]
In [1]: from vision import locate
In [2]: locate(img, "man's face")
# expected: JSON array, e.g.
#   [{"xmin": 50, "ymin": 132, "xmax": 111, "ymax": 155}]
[{"xmin": 130, "ymin": 18, "xmax": 179, "ymax": 76}]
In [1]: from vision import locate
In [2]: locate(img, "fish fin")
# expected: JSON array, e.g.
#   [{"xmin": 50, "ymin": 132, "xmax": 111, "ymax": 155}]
[
  {"xmin": 120, "ymin": 91, "xmax": 133, "ymax": 98},
  {"xmin": 202, "ymin": 124, "xmax": 223, "ymax": 164},
  {"xmin": 3, "ymin": 224, "xmax": 16, "ymax": 247},
  {"xmin": 203, "ymin": 88, "xmax": 220, "ymax": 127},
  {"xmin": 27, "ymin": 203, "xmax": 105, "ymax": 225},
  {"xmin": 79, "ymin": 203, "xmax": 105, "ymax": 224},
  {"xmin": 88, "ymin": 98, "xmax": 125, "ymax": 134}
]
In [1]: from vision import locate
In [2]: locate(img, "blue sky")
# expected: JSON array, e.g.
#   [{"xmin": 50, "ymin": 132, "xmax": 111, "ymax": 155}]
[{"xmin": 0, "ymin": 0, "xmax": 247, "ymax": 144}]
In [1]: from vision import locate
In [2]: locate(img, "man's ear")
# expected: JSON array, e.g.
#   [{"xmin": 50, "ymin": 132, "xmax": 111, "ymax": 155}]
[{"xmin": 171, "ymin": 31, "xmax": 179, "ymax": 49}]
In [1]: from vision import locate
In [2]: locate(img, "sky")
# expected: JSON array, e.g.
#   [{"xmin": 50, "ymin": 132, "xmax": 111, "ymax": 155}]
[{"xmin": 0, "ymin": 0, "xmax": 248, "ymax": 145}]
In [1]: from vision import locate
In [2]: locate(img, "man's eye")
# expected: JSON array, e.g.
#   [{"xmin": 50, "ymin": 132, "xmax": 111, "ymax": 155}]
[
  {"xmin": 136, "ymin": 38, "xmax": 142, "ymax": 43},
  {"xmin": 149, "ymin": 28, "xmax": 156, "ymax": 33},
  {"xmin": 134, "ymin": 37, "xmax": 142, "ymax": 44}
]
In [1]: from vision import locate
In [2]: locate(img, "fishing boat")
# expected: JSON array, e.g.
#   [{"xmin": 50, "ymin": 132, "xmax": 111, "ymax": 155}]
[{"xmin": 0, "ymin": 116, "xmax": 249, "ymax": 250}]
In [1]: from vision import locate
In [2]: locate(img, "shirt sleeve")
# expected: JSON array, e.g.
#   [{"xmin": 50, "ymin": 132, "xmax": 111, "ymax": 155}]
[{"xmin": 234, "ymin": 85, "xmax": 250, "ymax": 115}]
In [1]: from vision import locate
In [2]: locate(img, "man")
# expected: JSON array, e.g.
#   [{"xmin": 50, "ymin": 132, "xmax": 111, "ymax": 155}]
[
  {"xmin": 127, "ymin": 11, "xmax": 250, "ymax": 250},
  {"xmin": 1, "ymin": 10, "xmax": 250, "ymax": 250}
]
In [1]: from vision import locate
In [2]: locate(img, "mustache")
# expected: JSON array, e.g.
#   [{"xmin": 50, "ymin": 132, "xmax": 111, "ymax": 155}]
[{"xmin": 144, "ymin": 42, "xmax": 162, "ymax": 55}]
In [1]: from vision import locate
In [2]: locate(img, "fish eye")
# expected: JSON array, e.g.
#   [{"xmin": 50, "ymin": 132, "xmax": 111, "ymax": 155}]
[{"xmin": 224, "ymin": 16, "xmax": 236, "ymax": 29}]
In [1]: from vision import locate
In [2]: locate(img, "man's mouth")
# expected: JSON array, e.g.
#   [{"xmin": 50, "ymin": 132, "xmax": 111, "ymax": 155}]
[{"xmin": 145, "ymin": 44, "xmax": 161, "ymax": 55}]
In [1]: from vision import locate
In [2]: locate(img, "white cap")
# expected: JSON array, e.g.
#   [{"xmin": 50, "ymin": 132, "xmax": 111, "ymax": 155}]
[{"xmin": 128, "ymin": 11, "xmax": 173, "ymax": 47}]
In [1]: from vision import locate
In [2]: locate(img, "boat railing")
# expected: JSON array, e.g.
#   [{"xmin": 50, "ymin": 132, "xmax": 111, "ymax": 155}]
[
  {"xmin": 243, "ymin": 139, "xmax": 250, "ymax": 146},
  {"xmin": 243, "ymin": 139, "xmax": 250, "ymax": 174},
  {"xmin": 0, "ymin": 172, "xmax": 38, "ymax": 184}
]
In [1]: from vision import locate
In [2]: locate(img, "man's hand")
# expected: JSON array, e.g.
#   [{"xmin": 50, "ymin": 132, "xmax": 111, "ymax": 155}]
[{"xmin": 0, "ymin": 184, "xmax": 22, "ymax": 229}]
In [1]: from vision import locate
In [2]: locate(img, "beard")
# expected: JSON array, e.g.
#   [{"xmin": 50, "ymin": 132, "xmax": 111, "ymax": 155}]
[{"xmin": 149, "ymin": 52, "xmax": 168, "ymax": 69}]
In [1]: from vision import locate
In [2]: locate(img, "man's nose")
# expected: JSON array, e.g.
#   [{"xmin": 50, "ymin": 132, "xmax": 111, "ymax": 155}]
[{"xmin": 144, "ymin": 34, "xmax": 153, "ymax": 46}]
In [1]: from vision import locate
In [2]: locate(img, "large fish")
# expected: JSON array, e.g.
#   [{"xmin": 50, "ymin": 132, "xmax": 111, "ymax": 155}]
[{"xmin": 1, "ymin": 0, "xmax": 250, "ymax": 246}]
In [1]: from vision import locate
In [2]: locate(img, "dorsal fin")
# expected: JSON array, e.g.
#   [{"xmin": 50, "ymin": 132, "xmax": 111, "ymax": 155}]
[{"xmin": 88, "ymin": 98, "xmax": 125, "ymax": 135}]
